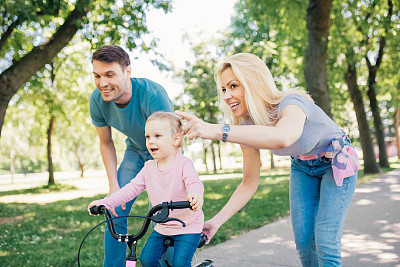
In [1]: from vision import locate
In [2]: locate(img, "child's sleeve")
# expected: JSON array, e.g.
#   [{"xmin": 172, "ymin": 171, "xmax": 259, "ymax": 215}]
[
  {"xmin": 182, "ymin": 158, "xmax": 204, "ymax": 196},
  {"xmin": 99, "ymin": 166, "xmax": 147, "ymax": 210}
]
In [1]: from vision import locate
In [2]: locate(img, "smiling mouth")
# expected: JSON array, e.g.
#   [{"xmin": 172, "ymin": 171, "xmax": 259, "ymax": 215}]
[
  {"xmin": 229, "ymin": 102, "xmax": 240, "ymax": 111},
  {"xmin": 150, "ymin": 148, "xmax": 158, "ymax": 153},
  {"xmin": 101, "ymin": 88, "xmax": 113, "ymax": 93}
]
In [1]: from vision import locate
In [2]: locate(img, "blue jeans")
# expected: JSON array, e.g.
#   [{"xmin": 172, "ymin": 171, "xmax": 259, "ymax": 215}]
[
  {"xmin": 140, "ymin": 230, "xmax": 201, "ymax": 267},
  {"xmin": 290, "ymin": 155, "xmax": 357, "ymax": 267},
  {"xmin": 103, "ymin": 148, "xmax": 173, "ymax": 267}
]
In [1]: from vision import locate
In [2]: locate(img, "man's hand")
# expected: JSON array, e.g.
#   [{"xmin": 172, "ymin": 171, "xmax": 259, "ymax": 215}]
[{"xmin": 108, "ymin": 184, "xmax": 124, "ymax": 217}]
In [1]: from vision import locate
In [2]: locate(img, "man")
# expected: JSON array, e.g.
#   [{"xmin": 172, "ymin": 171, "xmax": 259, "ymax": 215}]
[{"xmin": 90, "ymin": 45, "xmax": 173, "ymax": 266}]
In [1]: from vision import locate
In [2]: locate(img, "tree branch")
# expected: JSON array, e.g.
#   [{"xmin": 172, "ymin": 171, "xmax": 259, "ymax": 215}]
[{"xmin": 0, "ymin": 18, "xmax": 20, "ymax": 55}]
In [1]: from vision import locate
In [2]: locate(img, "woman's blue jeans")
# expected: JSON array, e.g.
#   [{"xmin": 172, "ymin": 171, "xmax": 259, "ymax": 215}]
[
  {"xmin": 103, "ymin": 148, "xmax": 173, "ymax": 267},
  {"xmin": 290, "ymin": 155, "xmax": 357, "ymax": 267},
  {"xmin": 140, "ymin": 230, "xmax": 201, "ymax": 267}
]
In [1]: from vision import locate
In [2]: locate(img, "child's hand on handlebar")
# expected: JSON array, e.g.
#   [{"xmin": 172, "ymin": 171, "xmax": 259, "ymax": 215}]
[
  {"xmin": 88, "ymin": 200, "xmax": 104, "ymax": 216},
  {"xmin": 187, "ymin": 193, "xmax": 203, "ymax": 211}
]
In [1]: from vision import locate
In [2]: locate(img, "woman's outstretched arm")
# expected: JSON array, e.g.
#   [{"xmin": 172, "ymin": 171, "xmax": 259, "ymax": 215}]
[
  {"xmin": 176, "ymin": 105, "xmax": 306, "ymax": 150},
  {"xmin": 203, "ymin": 145, "xmax": 261, "ymax": 242}
]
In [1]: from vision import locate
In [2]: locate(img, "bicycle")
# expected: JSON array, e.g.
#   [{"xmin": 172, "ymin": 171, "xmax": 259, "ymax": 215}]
[{"xmin": 78, "ymin": 200, "xmax": 214, "ymax": 267}]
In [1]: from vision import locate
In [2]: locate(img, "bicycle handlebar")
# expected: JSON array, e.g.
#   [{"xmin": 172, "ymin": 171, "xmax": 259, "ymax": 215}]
[
  {"xmin": 89, "ymin": 205, "xmax": 106, "ymax": 215},
  {"xmin": 90, "ymin": 201, "xmax": 193, "ymax": 243}
]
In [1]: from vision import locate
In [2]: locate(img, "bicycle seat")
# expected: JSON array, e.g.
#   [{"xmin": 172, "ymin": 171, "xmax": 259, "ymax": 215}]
[{"xmin": 163, "ymin": 233, "xmax": 208, "ymax": 248}]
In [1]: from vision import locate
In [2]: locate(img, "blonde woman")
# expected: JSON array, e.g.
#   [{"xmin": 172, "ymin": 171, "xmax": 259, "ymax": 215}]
[{"xmin": 176, "ymin": 53, "xmax": 359, "ymax": 266}]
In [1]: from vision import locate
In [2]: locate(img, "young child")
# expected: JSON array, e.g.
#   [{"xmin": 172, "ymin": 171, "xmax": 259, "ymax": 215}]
[{"xmin": 88, "ymin": 111, "xmax": 204, "ymax": 267}]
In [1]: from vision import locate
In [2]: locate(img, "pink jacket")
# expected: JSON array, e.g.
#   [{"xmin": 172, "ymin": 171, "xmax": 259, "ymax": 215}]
[{"xmin": 99, "ymin": 153, "xmax": 204, "ymax": 236}]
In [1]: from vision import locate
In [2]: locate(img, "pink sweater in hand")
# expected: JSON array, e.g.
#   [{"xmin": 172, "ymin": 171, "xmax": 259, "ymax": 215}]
[{"xmin": 99, "ymin": 153, "xmax": 204, "ymax": 236}]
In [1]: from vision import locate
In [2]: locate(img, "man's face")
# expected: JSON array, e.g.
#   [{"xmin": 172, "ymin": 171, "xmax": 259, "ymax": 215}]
[{"xmin": 92, "ymin": 60, "xmax": 131, "ymax": 105}]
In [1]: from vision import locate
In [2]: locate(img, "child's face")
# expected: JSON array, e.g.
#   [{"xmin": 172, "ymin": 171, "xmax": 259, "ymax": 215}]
[{"xmin": 145, "ymin": 119, "xmax": 179, "ymax": 159}]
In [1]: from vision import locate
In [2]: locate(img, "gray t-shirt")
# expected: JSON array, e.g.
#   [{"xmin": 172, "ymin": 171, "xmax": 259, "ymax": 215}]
[
  {"xmin": 245, "ymin": 94, "xmax": 342, "ymax": 156},
  {"xmin": 271, "ymin": 94, "xmax": 342, "ymax": 156}
]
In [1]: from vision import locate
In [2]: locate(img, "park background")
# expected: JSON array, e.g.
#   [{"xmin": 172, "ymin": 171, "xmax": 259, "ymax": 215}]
[{"xmin": 0, "ymin": 0, "xmax": 399, "ymax": 266}]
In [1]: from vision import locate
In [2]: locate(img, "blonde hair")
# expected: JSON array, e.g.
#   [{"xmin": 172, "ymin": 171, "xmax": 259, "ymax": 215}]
[
  {"xmin": 216, "ymin": 53, "xmax": 313, "ymax": 126},
  {"xmin": 146, "ymin": 112, "xmax": 183, "ymax": 147}
]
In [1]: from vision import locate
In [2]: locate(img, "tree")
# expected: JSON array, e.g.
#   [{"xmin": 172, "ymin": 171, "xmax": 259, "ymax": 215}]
[
  {"xmin": 333, "ymin": 0, "xmax": 399, "ymax": 170},
  {"xmin": 227, "ymin": 0, "xmax": 308, "ymax": 168},
  {"xmin": 0, "ymin": 0, "xmax": 171, "ymax": 138},
  {"xmin": 304, "ymin": 0, "xmax": 333, "ymax": 117},
  {"xmin": 175, "ymin": 40, "xmax": 223, "ymax": 173}
]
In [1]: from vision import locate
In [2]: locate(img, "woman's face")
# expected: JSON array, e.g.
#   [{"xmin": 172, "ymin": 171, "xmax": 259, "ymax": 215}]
[{"xmin": 220, "ymin": 67, "xmax": 248, "ymax": 118}]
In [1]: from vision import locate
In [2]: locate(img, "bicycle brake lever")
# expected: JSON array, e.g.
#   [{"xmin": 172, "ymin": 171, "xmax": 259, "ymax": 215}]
[{"xmin": 151, "ymin": 202, "xmax": 170, "ymax": 223}]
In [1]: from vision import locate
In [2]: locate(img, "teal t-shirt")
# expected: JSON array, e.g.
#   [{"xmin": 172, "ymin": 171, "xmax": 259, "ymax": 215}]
[{"xmin": 89, "ymin": 78, "xmax": 173, "ymax": 151}]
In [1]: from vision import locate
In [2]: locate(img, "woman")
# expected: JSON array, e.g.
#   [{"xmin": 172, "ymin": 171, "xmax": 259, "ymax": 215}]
[{"xmin": 175, "ymin": 53, "xmax": 360, "ymax": 266}]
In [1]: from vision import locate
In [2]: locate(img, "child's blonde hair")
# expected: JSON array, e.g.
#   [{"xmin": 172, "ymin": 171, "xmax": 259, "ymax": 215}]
[
  {"xmin": 216, "ymin": 53, "xmax": 313, "ymax": 126},
  {"xmin": 146, "ymin": 112, "xmax": 183, "ymax": 147}
]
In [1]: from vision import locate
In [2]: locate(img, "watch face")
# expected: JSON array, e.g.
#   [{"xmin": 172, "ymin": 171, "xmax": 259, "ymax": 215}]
[{"xmin": 223, "ymin": 125, "xmax": 230, "ymax": 132}]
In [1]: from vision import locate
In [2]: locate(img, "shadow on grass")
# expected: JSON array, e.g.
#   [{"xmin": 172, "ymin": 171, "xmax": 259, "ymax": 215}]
[{"xmin": 0, "ymin": 183, "xmax": 78, "ymax": 197}]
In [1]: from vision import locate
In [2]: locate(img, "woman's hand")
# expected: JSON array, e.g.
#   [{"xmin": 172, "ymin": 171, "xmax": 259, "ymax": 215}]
[
  {"xmin": 202, "ymin": 219, "xmax": 221, "ymax": 244},
  {"xmin": 175, "ymin": 111, "xmax": 221, "ymax": 141}
]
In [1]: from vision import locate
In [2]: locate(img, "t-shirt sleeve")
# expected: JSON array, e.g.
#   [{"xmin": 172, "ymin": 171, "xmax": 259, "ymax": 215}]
[
  {"xmin": 89, "ymin": 90, "xmax": 107, "ymax": 127},
  {"xmin": 278, "ymin": 94, "xmax": 311, "ymax": 119},
  {"xmin": 99, "ymin": 166, "xmax": 147, "ymax": 209},
  {"xmin": 142, "ymin": 80, "xmax": 174, "ymax": 117},
  {"xmin": 181, "ymin": 158, "xmax": 204, "ymax": 196}
]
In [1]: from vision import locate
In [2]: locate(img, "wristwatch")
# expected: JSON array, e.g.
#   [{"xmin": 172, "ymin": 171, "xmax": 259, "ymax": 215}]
[{"xmin": 222, "ymin": 124, "xmax": 231, "ymax": 143}]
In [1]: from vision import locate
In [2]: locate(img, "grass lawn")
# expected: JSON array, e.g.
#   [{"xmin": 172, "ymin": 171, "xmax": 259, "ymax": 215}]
[{"xmin": 0, "ymin": 159, "xmax": 398, "ymax": 266}]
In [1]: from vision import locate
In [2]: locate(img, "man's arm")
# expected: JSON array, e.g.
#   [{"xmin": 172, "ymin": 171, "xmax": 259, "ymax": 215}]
[{"xmin": 95, "ymin": 125, "xmax": 120, "ymax": 196}]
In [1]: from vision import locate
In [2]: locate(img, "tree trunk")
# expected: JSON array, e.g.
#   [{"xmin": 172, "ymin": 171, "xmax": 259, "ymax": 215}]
[
  {"xmin": 366, "ymin": 68, "xmax": 389, "ymax": 168},
  {"xmin": 218, "ymin": 143, "xmax": 222, "ymax": 170},
  {"xmin": 73, "ymin": 148, "xmax": 85, "ymax": 178},
  {"xmin": 270, "ymin": 151, "xmax": 275, "ymax": 169},
  {"xmin": 394, "ymin": 107, "xmax": 400, "ymax": 160},
  {"xmin": 47, "ymin": 115, "xmax": 56, "ymax": 185},
  {"xmin": 344, "ymin": 59, "xmax": 380, "ymax": 174},
  {"xmin": 210, "ymin": 142, "xmax": 217, "ymax": 174},
  {"xmin": 304, "ymin": 0, "xmax": 333, "ymax": 118},
  {"xmin": 10, "ymin": 149, "xmax": 15, "ymax": 184},
  {"xmin": 0, "ymin": 0, "xmax": 90, "ymax": 138},
  {"xmin": 364, "ymin": 34, "xmax": 390, "ymax": 168},
  {"xmin": 203, "ymin": 143, "xmax": 209, "ymax": 173}
]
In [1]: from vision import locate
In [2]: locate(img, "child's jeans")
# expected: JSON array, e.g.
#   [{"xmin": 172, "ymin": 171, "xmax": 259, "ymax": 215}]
[
  {"xmin": 140, "ymin": 230, "xmax": 201, "ymax": 267},
  {"xmin": 290, "ymin": 155, "xmax": 357, "ymax": 267}
]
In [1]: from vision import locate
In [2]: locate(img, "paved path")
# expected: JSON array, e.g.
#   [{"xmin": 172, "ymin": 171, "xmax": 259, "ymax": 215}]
[{"xmin": 194, "ymin": 169, "xmax": 400, "ymax": 267}]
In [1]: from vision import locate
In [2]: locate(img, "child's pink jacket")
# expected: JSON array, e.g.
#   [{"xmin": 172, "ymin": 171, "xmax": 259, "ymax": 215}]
[{"xmin": 99, "ymin": 153, "xmax": 204, "ymax": 235}]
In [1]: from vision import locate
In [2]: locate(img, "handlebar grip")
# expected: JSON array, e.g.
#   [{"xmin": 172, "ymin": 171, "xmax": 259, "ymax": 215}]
[
  {"xmin": 90, "ymin": 205, "xmax": 105, "ymax": 215},
  {"xmin": 169, "ymin": 201, "xmax": 192, "ymax": 210},
  {"xmin": 198, "ymin": 233, "xmax": 208, "ymax": 248}
]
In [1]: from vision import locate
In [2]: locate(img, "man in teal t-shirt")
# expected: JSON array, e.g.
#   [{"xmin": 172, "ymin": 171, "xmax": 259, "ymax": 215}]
[{"xmin": 90, "ymin": 45, "xmax": 173, "ymax": 267}]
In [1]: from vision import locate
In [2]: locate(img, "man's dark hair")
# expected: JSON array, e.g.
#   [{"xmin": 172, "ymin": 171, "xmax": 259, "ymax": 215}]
[{"xmin": 92, "ymin": 45, "xmax": 130, "ymax": 69}]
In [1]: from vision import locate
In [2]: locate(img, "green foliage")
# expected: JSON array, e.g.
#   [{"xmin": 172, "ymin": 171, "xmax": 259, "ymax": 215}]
[
  {"xmin": 226, "ymin": 0, "xmax": 308, "ymax": 90},
  {"xmin": 175, "ymin": 40, "xmax": 222, "ymax": 123},
  {"xmin": 1, "ymin": 40, "xmax": 101, "ymax": 175},
  {"xmin": 0, "ymin": 0, "xmax": 171, "ymax": 59},
  {"xmin": 327, "ymin": 0, "xmax": 400, "ymax": 141}
]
